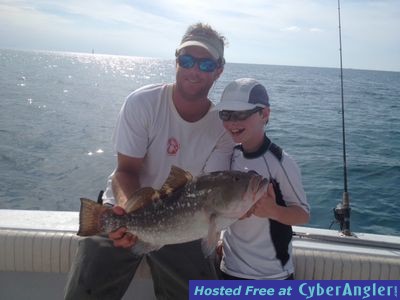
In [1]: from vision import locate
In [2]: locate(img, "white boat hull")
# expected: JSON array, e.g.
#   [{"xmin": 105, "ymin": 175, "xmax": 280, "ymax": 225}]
[{"xmin": 1, "ymin": 210, "xmax": 399, "ymax": 299}]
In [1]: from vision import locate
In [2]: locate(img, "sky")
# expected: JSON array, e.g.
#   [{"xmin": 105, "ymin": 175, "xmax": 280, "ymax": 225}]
[{"xmin": 0, "ymin": 0, "xmax": 399, "ymax": 72}]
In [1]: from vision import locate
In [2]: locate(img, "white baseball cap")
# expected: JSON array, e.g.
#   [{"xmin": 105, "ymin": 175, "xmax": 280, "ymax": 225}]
[{"xmin": 214, "ymin": 78, "xmax": 270, "ymax": 111}]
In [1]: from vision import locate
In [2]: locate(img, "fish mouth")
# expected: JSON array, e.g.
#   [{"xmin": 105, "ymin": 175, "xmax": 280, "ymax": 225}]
[
  {"xmin": 257, "ymin": 177, "xmax": 269, "ymax": 192},
  {"xmin": 213, "ymin": 174, "xmax": 269, "ymax": 220},
  {"xmin": 227, "ymin": 175, "xmax": 268, "ymax": 218},
  {"xmin": 249, "ymin": 174, "xmax": 269, "ymax": 197}
]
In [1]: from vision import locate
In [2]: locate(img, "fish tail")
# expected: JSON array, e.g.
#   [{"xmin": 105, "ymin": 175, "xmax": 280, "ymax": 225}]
[{"xmin": 77, "ymin": 198, "xmax": 108, "ymax": 236}]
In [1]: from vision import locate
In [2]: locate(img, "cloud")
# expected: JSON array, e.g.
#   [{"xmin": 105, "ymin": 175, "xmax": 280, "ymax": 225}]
[
  {"xmin": 281, "ymin": 26, "xmax": 301, "ymax": 32},
  {"xmin": 0, "ymin": 0, "xmax": 399, "ymax": 71},
  {"xmin": 309, "ymin": 28, "xmax": 323, "ymax": 33}
]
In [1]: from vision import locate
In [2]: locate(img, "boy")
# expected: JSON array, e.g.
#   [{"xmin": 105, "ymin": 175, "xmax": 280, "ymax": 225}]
[{"xmin": 214, "ymin": 78, "xmax": 310, "ymax": 280}]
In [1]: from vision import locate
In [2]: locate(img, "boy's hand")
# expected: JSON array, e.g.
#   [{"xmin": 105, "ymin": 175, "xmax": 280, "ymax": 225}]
[{"xmin": 252, "ymin": 183, "xmax": 278, "ymax": 219}]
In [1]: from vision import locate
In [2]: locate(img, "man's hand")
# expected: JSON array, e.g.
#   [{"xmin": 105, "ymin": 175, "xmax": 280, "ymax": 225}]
[{"xmin": 108, "ymin": 206, "xmax": 138, "ymax": 249}]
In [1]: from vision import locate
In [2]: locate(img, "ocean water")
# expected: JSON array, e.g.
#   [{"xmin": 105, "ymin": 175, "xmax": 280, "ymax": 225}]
[{"xmin": 0, "ymin": 49, "xmax": 399, "ymax": 236}]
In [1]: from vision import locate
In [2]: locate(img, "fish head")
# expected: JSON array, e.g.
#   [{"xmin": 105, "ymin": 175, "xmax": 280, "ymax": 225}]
[{"xmin": 194, "ymin": 170, "xmax": 268, "ymax": 219}]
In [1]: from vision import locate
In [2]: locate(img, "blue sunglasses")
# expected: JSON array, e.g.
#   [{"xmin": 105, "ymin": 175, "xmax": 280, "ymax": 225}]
[
  {"xmin": 219, "ymin": 107, "xmax": 263, "ymax": 121},
  {"xmin": 177, "ymin": 54, "xmax": 219, "ymax": 73}
]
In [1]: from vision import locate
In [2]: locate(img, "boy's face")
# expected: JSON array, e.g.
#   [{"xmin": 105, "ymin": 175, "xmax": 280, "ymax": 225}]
[{"xmin": 222, "ymin": 107, "xmax": 270, "ymax": 150}]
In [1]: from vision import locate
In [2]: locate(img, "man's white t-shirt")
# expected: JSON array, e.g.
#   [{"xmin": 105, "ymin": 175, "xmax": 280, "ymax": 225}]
[{"xmin": 103, "ymin": 83, "xmax": 233, "ymax": 205}]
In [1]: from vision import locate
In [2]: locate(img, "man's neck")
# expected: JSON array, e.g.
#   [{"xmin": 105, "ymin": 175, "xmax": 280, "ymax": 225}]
[{"xmin": 172, "ymin": 84, "xmax": 211, "ymax": 122}]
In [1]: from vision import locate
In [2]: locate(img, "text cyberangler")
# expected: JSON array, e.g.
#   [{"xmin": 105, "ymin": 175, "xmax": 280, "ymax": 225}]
[
  {"xmin": 192, "ymin": 282, "xmax": 399, "ymax": 299},
  {"xmin": 299, "ymin": 282, "xmax": 398, "ymax": 299}
]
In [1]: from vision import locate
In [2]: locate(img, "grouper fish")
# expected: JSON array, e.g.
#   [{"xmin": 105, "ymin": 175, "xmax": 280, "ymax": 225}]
[{"xmin": 78, "ymin": 166, "xmax": 268, "ymax": 254}]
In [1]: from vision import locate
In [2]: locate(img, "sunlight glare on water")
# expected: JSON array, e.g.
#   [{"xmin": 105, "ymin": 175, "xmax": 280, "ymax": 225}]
[{"xmin": 0, "ymin": 49, "xmax": 399, "ymax": 235}]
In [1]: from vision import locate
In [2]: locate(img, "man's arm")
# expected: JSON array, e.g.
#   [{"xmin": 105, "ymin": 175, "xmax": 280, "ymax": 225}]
[
  {"xmin": 111, "ymin": 152, "xmax": 144, "ymax": 208},
  {"xmin": 109, "ymin": 152, "xmax": 143, "ymax": 248}
]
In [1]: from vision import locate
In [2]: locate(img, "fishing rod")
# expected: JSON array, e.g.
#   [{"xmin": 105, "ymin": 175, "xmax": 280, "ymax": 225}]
[{"xmin": 333, "ymin": 0, "xmax": 352, "ymax": 236}]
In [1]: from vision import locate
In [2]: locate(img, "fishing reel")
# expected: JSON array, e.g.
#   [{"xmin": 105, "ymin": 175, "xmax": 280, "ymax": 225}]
[{"xmin": 332, "ymin": 192, "xmax": 352, "ymax": 236}]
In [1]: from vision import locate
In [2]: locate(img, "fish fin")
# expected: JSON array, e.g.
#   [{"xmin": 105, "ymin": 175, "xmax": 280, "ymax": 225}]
[
  {"xmin": 159, "ymin": 165, "xmax": 193, "ymax": 198},
  {"xmin": 126, "ymin": 166, "xmax": 192, "ymax": 212},
  {"xmin": 78, "ymin": 198, "xmax": 108, "ymax": 236},
  {"xmin": 131, "ymin": 240, "xmax": 161, "ymax": 255},
  {"xmin": 125, "ymin": 187, "xmax": 160, "ymax": 213},
  {"xmin": 201, "ymin": 213, "xmax": 219, "ymax": 257}
]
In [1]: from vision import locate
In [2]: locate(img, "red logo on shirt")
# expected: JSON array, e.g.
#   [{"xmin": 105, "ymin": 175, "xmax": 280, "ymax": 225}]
[{"xmin": 167, "ymin": 137, "xmax": 180, "ymax": 156}]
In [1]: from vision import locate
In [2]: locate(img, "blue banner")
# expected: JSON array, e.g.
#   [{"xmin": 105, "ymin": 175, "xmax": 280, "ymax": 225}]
[{"xmin": 189, "ymin": 280, "xmax": 399, "ymax": 300}]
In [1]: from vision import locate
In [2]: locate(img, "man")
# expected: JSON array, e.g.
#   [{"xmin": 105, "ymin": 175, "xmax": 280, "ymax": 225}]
[{"xmin": 64, "ymin": 23, "xmax": 233, "ymax": 300}]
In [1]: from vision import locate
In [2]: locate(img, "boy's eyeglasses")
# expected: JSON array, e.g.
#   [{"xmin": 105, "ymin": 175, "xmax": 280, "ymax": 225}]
[
  {"xmin": 177, "ymin": 54, "xmax": 219, "ymax": 73},
  {"xmin": 219, "ymin": 107, "xmax": 263, "ymax": 122}
]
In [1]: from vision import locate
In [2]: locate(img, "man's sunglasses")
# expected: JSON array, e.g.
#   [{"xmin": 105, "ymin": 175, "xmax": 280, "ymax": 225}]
[
  {"xmin": 219, "ymin": 107, "xmax": 263, "ymax": 122},
  {"xmin": 177, "ymin": 54, "xmax": 219, "ymax": 73}
]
